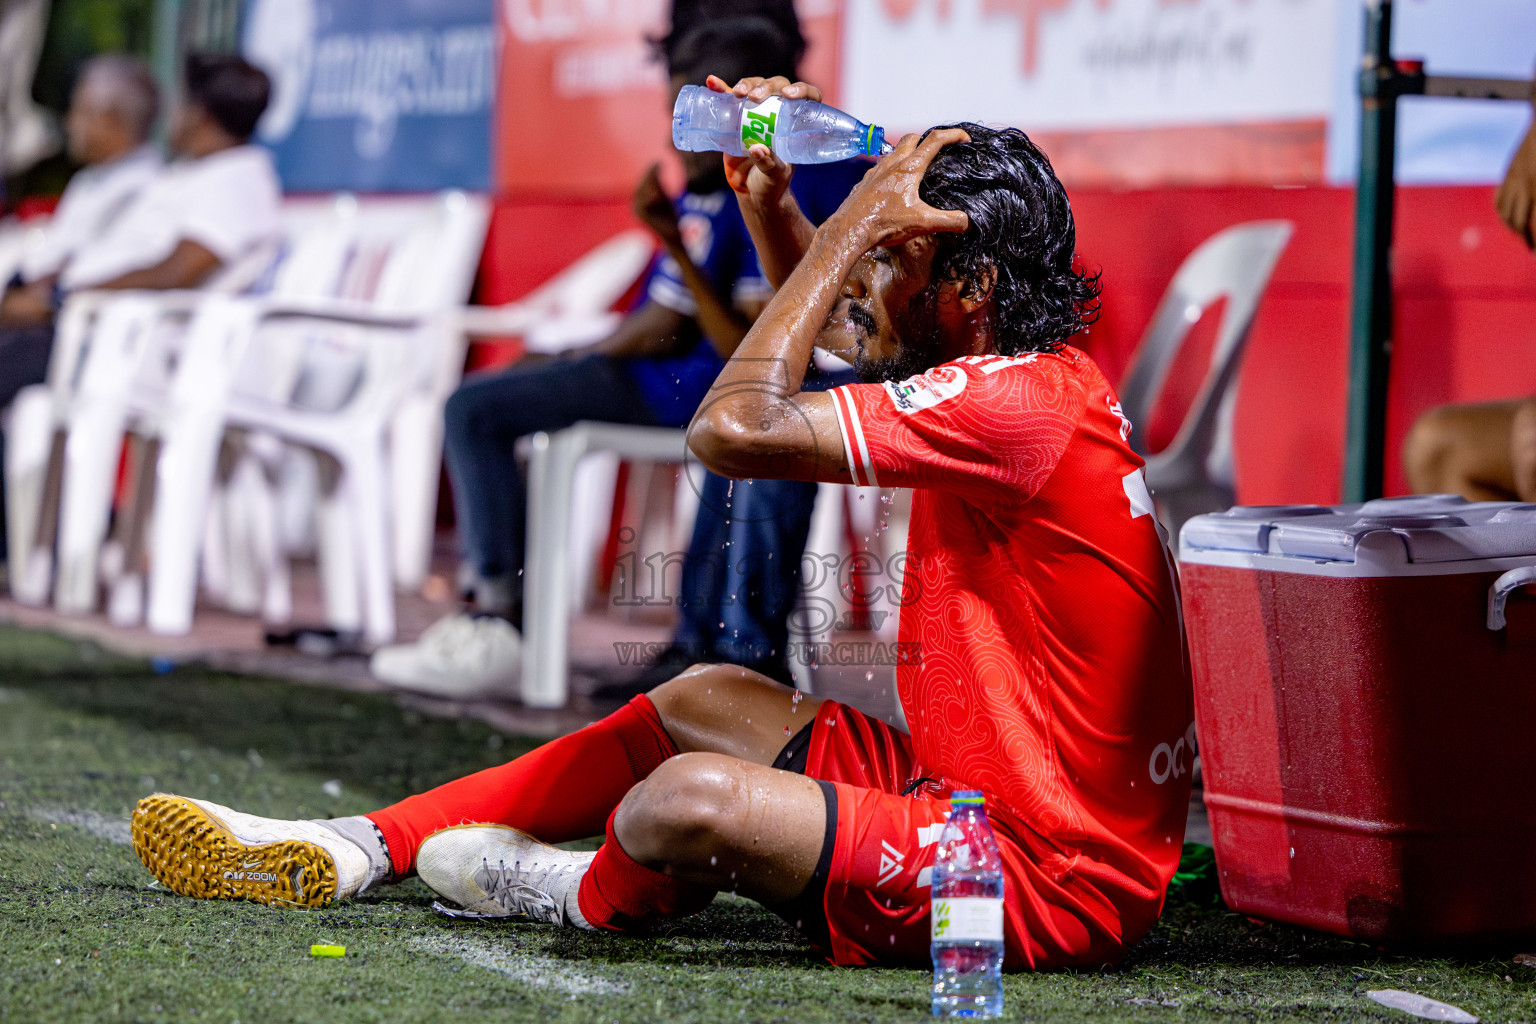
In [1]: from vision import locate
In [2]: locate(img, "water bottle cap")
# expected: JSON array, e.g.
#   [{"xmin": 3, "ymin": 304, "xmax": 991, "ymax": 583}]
[
  {"xmin": 863, "ymin": 124, "xmax": 888, "ymax": 157},
  {"xmin": 951, "ymin": 790, "xmax": 985, "ymax": 806}
]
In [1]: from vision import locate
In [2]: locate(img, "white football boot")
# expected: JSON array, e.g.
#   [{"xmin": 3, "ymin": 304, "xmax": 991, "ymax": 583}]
[
  {"xmin": 131, "ymin": 795, "xmax": 384, "ymax": 908},
  {"xmin": 417, "ymin": 825, "xmax": 595, "ymax": 928},
  {"xmin": 368, "ymin": 613, "xmax": 521, "ymax": 699}
]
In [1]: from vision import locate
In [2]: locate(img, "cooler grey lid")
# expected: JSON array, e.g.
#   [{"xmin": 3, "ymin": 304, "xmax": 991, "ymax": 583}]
[{"xmin": 1180, "ymin": 495, "xmax": 1536, "ymax": 565}]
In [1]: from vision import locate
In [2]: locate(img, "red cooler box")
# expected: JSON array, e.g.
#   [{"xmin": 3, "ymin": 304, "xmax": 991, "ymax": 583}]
[{"xmin": 1179, "ymin": 495, "xmax": 1536, "ymax": 945}]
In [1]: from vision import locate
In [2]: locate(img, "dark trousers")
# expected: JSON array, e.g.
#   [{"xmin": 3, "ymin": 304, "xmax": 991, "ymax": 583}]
[
  {"xmin": 673, "ymin": 368, "xmax": 856, "ymax": 671},
  {"xmin": 442, "ymin": 355, "xmax": 662, "ymax": 605},
  {"xmin": 675, "ymin": 472, "xmax": 818, "ymax": 669},
  {"xmin": 0, "ymin": 324, "xmax": 54, "ymax": 408},
  {"xmin": 0, "ymin": 325, "xmax": 56, "ymax": 560}
]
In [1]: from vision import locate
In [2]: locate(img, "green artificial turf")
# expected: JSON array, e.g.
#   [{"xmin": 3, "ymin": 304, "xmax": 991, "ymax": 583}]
[{"xmin": 0, "ymin": 626, "xmax": 1532, "ymax": 1023}]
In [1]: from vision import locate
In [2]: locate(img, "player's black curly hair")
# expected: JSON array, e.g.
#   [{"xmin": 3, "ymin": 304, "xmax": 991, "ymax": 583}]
[{"xmin": 917, "ymin": 124, "xmax": 1101, "ymax": 354}]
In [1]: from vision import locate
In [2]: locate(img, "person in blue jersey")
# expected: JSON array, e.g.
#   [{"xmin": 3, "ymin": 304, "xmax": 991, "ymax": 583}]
[
  {"xmin": 609, "ymin": 156, "xmax": 865, "ymax": 694},
  {"xmin": 371, "ymin": 15, "xmax": 859, "ymax": 698}
]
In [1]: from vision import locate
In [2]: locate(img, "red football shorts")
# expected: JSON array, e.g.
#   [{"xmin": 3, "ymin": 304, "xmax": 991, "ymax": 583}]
[{"xmin": 805, "ymin": 701, "xmax": 1139, "ymax": 970}]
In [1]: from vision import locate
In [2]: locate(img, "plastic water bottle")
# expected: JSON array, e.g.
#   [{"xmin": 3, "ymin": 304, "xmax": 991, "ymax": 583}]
[
  {"xmin": 672, "ymin": 84, "xmax": 892, "ymax": 164},
  {"xmin": 930, "ymin": 790, "xmax": 1005, "ymax": 1019}
]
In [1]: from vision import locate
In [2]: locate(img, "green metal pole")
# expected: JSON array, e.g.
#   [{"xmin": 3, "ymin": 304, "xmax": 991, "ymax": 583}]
[{"xmin": 1343, "ymin": 0, "xmax": 1397, "ymax": 503}]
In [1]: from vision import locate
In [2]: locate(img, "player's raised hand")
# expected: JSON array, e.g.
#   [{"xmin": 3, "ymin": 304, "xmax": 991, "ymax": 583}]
[
  {"xmin": 1497, "ymin": 109, "xmax": 1536, "ymax": 249},
  {"xmin": 632, "ymin": 163, "xmax": 682, "ymax": 248},
  {"xmin": 832, "ymin": 128, "xmax": 971, "ymax": 249},
  {"xmin": 705, "ymin": 74, "xmax": 814, "ymax": 205}
]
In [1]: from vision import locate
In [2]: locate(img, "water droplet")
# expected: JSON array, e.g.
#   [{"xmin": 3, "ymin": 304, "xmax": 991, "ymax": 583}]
[
  {"xmin": 865, "ymin": 670, "xmax": 874, "ymax": 682},
  {"xmin": 783, "ymin": 725, "xmax": 791, "ymax": 736},
  {"xmin": 710, "ymin": 855, "xmax": 717, "ymax": 865}
]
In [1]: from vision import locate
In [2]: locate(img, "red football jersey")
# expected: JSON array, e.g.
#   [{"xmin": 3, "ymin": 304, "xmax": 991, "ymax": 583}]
[{"xmin": 827, "ymin": 348, "xmax": 1194, "ymax": 945}]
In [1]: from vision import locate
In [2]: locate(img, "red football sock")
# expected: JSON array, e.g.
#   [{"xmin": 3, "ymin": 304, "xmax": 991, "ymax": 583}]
[
  {"xmin": 367, "ymin": 695, "xmax": 676, "ymax": 877},
  {"xmin": 577, "ymin": 808, "xmax": 714, "ymax": 932}
]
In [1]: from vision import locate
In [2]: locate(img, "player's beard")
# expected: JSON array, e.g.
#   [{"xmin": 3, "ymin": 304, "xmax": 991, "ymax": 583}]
[{"xmin": 850, "ymin": 294, "xmax": 944, "ymax": 385}]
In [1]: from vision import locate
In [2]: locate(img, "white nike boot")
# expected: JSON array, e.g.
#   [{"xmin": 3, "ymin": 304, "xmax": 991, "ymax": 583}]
[
  {"xmin": 131, "ymin": 795, "xmax": 388, "ymax": 909},
  {"xmin": 417, "ymin": 825, "xmax": 596, "ymax": 928},
  {"xmin": 369, "ymin": 613, "xmax": 522, "ymax": 699}
]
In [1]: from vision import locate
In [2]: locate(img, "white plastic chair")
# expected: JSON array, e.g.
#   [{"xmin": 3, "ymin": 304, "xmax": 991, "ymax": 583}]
[
  {"xmin": 1116, "ymin": 220, "xmax": 1293, "ymax": 543},
  {"xmin": 4, "ymin": 232, "xmax": 284, "ymax": 609},
  {"xmin": 521, "ymin": 422, "xmax": 691, "ymax": 707},
  {"xmin": 519, "ymin": 422, "xmax": 898, "ymax": 708},
  {"xmin": 32, "ymin": 199, "xmax": 358, "ymax": 617},
  {"xmin": 454, "ymin": 229, "xmax": 654, "ymax": 353},
  {"xmin": 139, "ymin": 192, "xmax": 490, "ymax": 642}
]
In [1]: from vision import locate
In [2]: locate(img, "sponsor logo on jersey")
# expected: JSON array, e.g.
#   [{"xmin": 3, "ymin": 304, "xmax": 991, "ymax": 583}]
[
  {"xmin": 1107, "ymin": 396, "xmax": 1133, "ymax": 442},
  {"xmin": 877, "ymin": 840, "xmax": 906, "ymax": 887},
  {"xmin": 884, "ymin": 365, "xmax": 967, "ymax": 413},
  {"xmin": 916, "ymin": 823, "xmax": 945, "ymax": 848},
  {"xmin": 1149, "ymin": 721, "xmax": 1198, "ymax": 785},
  {"xmin": 678, "ymin": 212, "xmax": 713, "ymax": 265},
  {"xmin": 1123, "ymin": 469, "xmax": 1155, "ymax": 519}
]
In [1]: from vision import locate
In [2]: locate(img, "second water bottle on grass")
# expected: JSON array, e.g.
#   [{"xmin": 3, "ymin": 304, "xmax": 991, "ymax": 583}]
[{"xmin": 672, "ymin": 84, "xmax": 892, "ymax": 164}]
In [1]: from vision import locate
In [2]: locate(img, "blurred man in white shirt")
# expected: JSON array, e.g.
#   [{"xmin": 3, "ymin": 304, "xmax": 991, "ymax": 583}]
[
  {"xmin": 57, "ymin": 54, "xmax": 281, "ymax": 295},
  {"xmin": 12, "ymin": 55, "xmax": 163, "ymax": 287},
  {"xmin": 0, "ymin": 53, "xmax": 280, "ymax": 405}
]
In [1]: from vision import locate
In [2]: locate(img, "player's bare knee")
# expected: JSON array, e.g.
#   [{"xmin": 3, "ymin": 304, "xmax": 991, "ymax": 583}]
[
  {"xmin": 649, "ymin": 662, "xmax": 790, "ymax": 735},
  {"xmin": 647, "ymin": 663, "xmax": 725, "ymax": 728},
  {"xmin": 1510, "ymin": 399, "xmax": 1536, "ymax": 500},
  {"xmin": 614, "ymin": 753, "xmax": 741, "ymax": 870}
]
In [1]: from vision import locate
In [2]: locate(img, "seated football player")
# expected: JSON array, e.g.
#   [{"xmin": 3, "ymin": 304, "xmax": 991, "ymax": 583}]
[{"xmin": 127, "ymin": 79, "xmax": 1194, "ymax": 970}]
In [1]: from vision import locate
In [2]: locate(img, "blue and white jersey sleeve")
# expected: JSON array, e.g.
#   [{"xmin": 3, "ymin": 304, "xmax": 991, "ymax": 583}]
[{"xmin": 647, "ymin": 189, "xmax": 748, "ymax": 316}]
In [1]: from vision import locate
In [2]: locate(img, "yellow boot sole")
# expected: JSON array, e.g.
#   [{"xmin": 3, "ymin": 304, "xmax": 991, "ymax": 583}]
[{"xmin": 131, "ymin": 794, "xmax": 337, "ymax": 909}]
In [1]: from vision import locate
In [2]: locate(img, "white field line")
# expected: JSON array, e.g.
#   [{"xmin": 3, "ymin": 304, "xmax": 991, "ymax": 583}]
[
  {"xmin": 27, "ymin": 806, "xmax": 132, "ymax": 845},
  {"xmin": 408, "ymin": 933, "xmax": 628, "ymax": 997}
]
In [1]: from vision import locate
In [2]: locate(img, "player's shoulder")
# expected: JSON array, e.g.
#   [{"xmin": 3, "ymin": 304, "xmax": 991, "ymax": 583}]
[
  {"xmin": 949, "ymin": 346, "xmax": 1105, "ymax": 394},
  {"xmin": 845, "ymin": 347, "xmax": 1107, "ymax": 416}
]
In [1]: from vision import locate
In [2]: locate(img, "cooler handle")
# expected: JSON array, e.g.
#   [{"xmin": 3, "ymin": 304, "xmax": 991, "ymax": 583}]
[{"xmin": 1487, "ymin": 565, "xmax": 1536, "ymax": 631}]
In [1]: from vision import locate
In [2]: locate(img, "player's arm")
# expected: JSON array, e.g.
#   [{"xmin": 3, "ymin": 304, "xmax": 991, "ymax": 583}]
[
  {"xmin": 1496, "ymin": 89, "xmax": 1536, "ymax": 248},
  {"xmin": 688, "ymin": 130, "xmax": 970, "ymax": 482},
  {"xmin": 0, "ymin": 277, "xmax": 56, "ymax": 327},
  {"xmin": 92, "ymin": 239, "xmax": 222, "ymax": 291},
  {"xmin": 710, "ymin": 75, "xmax": 821, "ymax": 291},
  {"xmin": 631, "ymin": 163, "xmax": 754, "ymax": 357},
  {"xmin": 565, "ymin": 300, "xmax": 697, "ymax": 361}
]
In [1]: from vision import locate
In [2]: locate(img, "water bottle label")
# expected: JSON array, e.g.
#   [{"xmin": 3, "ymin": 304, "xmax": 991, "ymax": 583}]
[
  {"xmin": 740, "ymin": 96, "xmax": 783, "ymax": 151},
  {"xmin": 931, "ymin": 898, "xmax": 1004, "ymax": 942}
]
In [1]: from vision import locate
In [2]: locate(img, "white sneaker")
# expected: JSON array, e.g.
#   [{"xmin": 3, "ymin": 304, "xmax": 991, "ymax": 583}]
[
  {"xmin": 417, "ymin": 824, "xmax": 595, "ymax": 928},
  {"xmin": 131, "ymin": 794, "xmax": 374, "ymax": 909},
  {"xmin": 369, "ymin": 613, "xmax": 521, "ymax": 699}
]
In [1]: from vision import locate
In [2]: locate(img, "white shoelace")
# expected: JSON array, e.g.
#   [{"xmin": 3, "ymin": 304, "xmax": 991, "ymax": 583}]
[{"xmin": 473, "ymin": 856, "xmax": 578, "ymax": 924}]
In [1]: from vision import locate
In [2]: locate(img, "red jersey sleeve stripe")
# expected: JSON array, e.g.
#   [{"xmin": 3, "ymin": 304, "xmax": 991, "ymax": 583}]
[{"xmin": 830, "ymin": 386, "xmax": 879, "ymax": 487}]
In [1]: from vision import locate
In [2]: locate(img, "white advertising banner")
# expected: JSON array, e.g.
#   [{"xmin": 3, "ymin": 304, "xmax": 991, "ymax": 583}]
[{"xmin": 842, "ymin": 0, "xmax": 1337, "ymax": 137}]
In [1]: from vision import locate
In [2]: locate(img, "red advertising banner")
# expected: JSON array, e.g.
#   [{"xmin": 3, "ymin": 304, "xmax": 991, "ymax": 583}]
[{"xmin": 495, "ymin": 0, "xmax": 843, "ymax": 198}]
